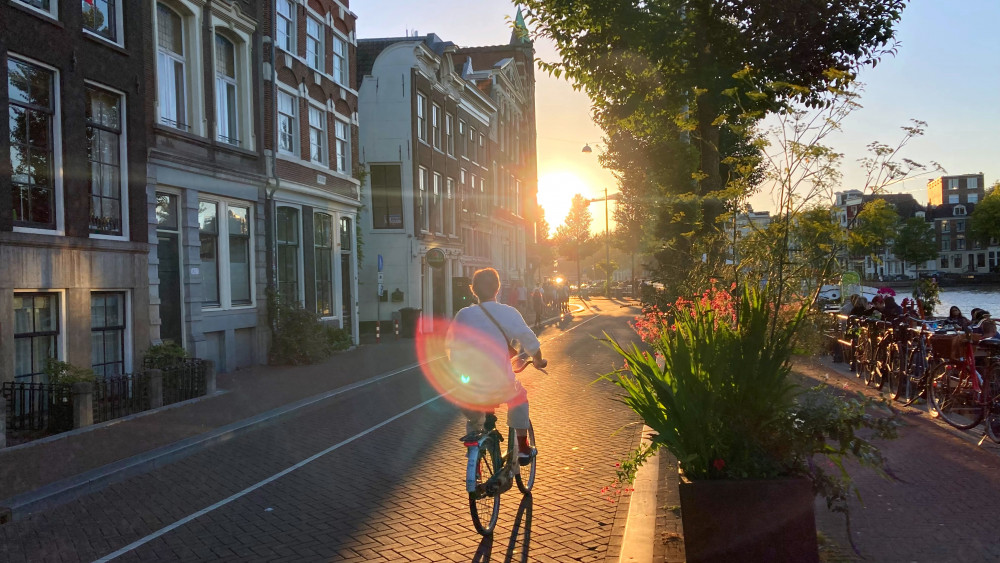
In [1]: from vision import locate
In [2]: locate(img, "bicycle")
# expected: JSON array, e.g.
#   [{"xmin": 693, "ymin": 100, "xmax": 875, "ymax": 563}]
[
  {"xmin": 465, "ymin": 355, "xmax": 546, "ymax": 535},
  {"xmin": 928, "ymin": 327, "xmax": 1000, "ymax": 443},
  {"xmin": 897, "ymin": 319, "xmax": 942, "ymax": 406}
]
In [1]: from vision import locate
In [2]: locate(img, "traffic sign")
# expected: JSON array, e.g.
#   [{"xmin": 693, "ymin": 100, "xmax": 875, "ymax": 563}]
[{"xmin": 378, "ymin": 254, "xmax": 383, "ymax": 272}]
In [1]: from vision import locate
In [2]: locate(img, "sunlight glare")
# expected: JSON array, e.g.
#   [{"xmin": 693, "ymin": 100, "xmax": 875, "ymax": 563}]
[{"xmin": 537, "ymin": 171, "xmax": 591, "ymax": 233}]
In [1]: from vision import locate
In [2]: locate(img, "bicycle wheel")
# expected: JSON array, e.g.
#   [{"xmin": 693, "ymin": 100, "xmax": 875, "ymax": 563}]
[
  {"xmin": 515, "ymin": 423, "xmax": 536, "ymax": 494},
  {"xmin": 856, "ymin": 336, "xmax": 874, "ymax": 382},
  {"xmin": 928, "ymin": 363, "xmax": 984, "ymax": 430},
  {"xmin": 900, "ymin": 345, "xmax": 927, "ymax": 406},
  {"xmin": 867, "ymin": 339, "xmax": 888, "ymax": 389},
  {"xmin": 984, "ymin": 365, "xmax": 1000, "ymax": 444},
  {"xmin": 469, "ymin": 436, "xmax": 501, "ymax": 535},
  {"xmin": 884, "ymin": 342, "xmax": 905, "ymax": 400}
]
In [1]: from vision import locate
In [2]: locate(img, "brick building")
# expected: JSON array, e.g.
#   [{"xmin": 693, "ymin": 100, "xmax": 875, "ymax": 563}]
[
  {"xmin": 356, "ymin": 28, "xmax": 538, "ymax": 332},
  {"xmin": 927, "ymin": 173, "xmax": 985, "ymax": 206},
  {"xmin": 1, "ymin": 0, "xmax": 151, "ymax": 382},
  {"xmin": 263, "ymin": 0, "xmax": 361, "ymax": 341},
  {"xmin": 146, "ymin": 0, "xmax": 269, "ymax": 372}
]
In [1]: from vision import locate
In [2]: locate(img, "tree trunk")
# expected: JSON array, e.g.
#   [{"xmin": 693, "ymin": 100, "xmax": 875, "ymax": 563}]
[{"xmin": 696, "ymin": 93, "xmax": 723, "ymax": 196}]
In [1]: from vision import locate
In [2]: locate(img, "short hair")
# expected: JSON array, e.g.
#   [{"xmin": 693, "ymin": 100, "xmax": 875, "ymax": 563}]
[{"xmin": 471, "ymin": 268, "xmax": 500, "ymax": 301}]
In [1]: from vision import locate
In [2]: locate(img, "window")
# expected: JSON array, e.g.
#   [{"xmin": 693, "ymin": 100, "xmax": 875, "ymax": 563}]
[
  {"xmin": 445, "ymin": 177, "xmax": 455, "ymax": 235},
  {"xmin": 334, "ymin": 119, "xmax": 349, "ymax": 174},
  {"xmin": 306, "ymin": 17, "xmax": 323, "ymax": 71},
  {"xmin": 215, "ymin": 34, "xmax": 239, "ymax": 145},
  {"xmin": 957, "ymin": 238, "xmax": 966, "ymax": 250},
  {"xmin": 445, "ymin": 113, "xmax": 454, "ymax": 156},
  {"xmin": 458, "ymin": 119, "xmax": 467, "ymax": 156},
  {"xmin": 957, "ymin": 220, "xmax": 965, "ymax": 233},
  {"xmin": 969, "ymin": 193, "xmax": 979, "ymax": 204},
  {"xmin": 275, "ymin": 0, "xmax": 295, "ymax": 52},
  {"xmin": 941, "ymin": 220, "xmax": 950, "ymax": 233},
  {"xmin": 9, "ymin": 57, "xmax": 57, "ymax": 230},
  {"xmin": 418, "ymin": 167, "xmax": 429, "ymax": 231},
  {"xmin": 978, "ymin": 253, "xmax": 986, "ymax": 268},
  {"xmin": 91, "ymin": 292, "xmax": 125, "ymax": 378},
  {"xmin": 199, "ymin": 201, "xmax": 220, "ymax": 306},
  {"xmin": 469, "ymin": 126, "xmax": 477, "ymax": 163},
  {"xmin": 941, "ymin": 238, "xmax": 950, "ymax": 250},
  {"xmin": 370, "ymin": 164, "xmax": 403, "ymax": 229},
  {"xmin": 309, "ymin": 106, "xmax": 326, "ymax": 164},
  {"xmin": 82, "ymin": 0, "xmax": 118, "ymax": 41},
  {"xmin": 954, "ymin": 205, "xmax": 967, "ymax": 216},
  {"xmin": 314, "ymin": 213, "xmax": 334, "ymax": 316},
  {"xmin": 228, "ymin": 205, "xmax": 252, "ymax": 305},
  {"xmin": 432, "ymin": 173, "xmax": 442, "ymax": 233},
  {"xmin": 277, "ymin": 91, "xmax": 297, "ymax": 154},
  {"xmin": 460, "ymin": 169, "xmax": 468, "ymax": 212},
  {"xmin": 968, "ymin": 177, "xmax": 979, "ymax": 189},
  {"xmin": 948, "ymin": 194, "xmax": 959, "ymax": 204},
  {"xmin": 340, "ymin": 216, "xmax": 352, "ymax": 251},
  {"xmin": 277, "ymin": 207, "xmax": 300, "ymax": 304},
  {"xmin": 86, "ymin": 85, "xmax": 124, "ymax": 236},
  {"xmin": 14, "ymin": 0, "xmax": 55, "ymax": 17},
  {"xmin": 947, "ymin": 178, "xmax": 959, "ymax": 189},
  {"xmin": 416, "ymin": 93, "xmax": 426, "ymax": 142},
  {"xmin": 954, "ymin": 254, "xmax": 962, "ymax": 268},
  {"xmin": 333, "ymin": 35, "xmax": 348, "ymax": 85},
  {"xmin": 431, "ymin": 103, "xmax": 441, "ymax": 149},
  {"xmin": 479, "ymin": 133, "xmax": 486, "ymax": 161},
  {"xmin": 14, "ymin": 293, "xmax": 59, "ymax": 383},
  {"xmin": 156, "ymin": 3, "xmax": 187, "ymax": 129},
  {"xmin": 940, "ymin": 256, "xmax": 948, "ymax": 269}
]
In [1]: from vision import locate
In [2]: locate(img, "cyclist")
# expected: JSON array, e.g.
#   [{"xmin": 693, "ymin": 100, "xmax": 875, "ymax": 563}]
[{"xmin": 446, "ymin": 267, "xmax": 546, "ymax": 466}]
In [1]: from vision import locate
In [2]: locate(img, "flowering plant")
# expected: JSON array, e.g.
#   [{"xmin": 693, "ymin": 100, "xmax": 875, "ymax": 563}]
[
  {"xmin": 877, "ymin": 286, "xmax": 896, "ymax": 297},
  {"xmin": 607, "ymin": 284, "xmax": 898, "ymax": 524}
]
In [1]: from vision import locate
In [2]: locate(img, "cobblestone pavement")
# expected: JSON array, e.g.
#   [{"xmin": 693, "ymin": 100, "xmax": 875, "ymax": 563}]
[
  {"xmin": 0, "ymin": 299, "xmax": 645, "ymax": 562},
  {"xmin": 800, "ymin": 356, "xmax": 1000, "ymax": 563}
]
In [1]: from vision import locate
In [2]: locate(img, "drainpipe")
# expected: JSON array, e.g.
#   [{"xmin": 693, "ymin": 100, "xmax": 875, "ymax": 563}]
[{"xmin": 265, "ymin": 0, "xmax": 280, "ymax": 333}]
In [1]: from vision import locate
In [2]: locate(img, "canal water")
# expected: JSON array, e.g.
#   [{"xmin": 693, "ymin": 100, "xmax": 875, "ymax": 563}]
[{"xmin": 934, "ymin": 286, "xmax": 1000, "ymax": 318}]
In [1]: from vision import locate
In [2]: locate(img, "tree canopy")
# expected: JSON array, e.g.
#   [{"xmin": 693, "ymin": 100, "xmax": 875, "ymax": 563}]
[
  {"xmin": 848, "ymin": 199, "xmax": 899, "ymax": 261},
  {"xmin": 553, "ymin": 194, "xmax": 598, "ymax": 284},
  {"xmin": 892, "ymin": 216, "xmax": 937, "ymax": 273},
  {"xmin": 969, "ymin": 187, "xmax": 1000, "ymax": 247}
]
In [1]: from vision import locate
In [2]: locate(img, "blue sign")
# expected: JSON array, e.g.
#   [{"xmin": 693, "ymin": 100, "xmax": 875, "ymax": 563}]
[{"xmin": 377, "ymin": 254, "xmax": 383, "ymax": 272}]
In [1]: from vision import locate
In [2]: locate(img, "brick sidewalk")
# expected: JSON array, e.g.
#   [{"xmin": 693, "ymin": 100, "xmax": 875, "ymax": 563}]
[{"xmin": 0, "ymin": 338, "xmax": 420, "ymax": 511}]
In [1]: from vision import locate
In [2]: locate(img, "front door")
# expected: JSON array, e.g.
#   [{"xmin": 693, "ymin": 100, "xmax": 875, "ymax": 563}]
[
  {"xmin": 156, "ymin": 193, "xmax": 183, "ymax": 346},
  {"xmin": 432, "ymin": 265, "xmax": 446, "ymax": 317}
]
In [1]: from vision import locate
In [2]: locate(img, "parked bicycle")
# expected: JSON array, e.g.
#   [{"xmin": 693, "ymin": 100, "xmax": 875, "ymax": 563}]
[
  {"xmin": 927, "ymin": 325, "xmax": 1000, "ymax": 442},
  {"xmin": 465, "ymin": 355, "xmax": 546, "ymax": 536}
]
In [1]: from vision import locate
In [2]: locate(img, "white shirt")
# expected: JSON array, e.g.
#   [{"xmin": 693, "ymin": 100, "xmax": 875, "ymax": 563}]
[{"xmin": 446, "ymin": 301, "xmax": 540, "ymax": 387}]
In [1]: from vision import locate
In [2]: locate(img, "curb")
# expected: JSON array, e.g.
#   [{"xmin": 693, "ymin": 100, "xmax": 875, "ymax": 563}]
[
  {"xmin": 619, "ymin": 426, "xmax": 659, "ymax": 562},
  {"xmin": 0, "ymin": 361, "xmax": 424, "ymax": 522}
]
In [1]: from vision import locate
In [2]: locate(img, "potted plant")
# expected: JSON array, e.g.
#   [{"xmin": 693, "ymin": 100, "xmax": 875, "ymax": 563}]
[{"xmin": 606, "ymin": 283, "xmax": 897, "ymax": 562}]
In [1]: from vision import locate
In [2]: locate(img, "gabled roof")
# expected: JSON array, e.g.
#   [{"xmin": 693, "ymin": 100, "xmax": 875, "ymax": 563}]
[
  {"xmin": 861, "ymin": 193, "xmax": 924, "ymax": 219},
  {"xmin": 356, "ymin": 33, "xmax": 455, "ymax": 76}
]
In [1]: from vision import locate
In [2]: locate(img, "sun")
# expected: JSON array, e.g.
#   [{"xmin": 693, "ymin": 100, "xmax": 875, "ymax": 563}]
[{"xmin": 537, "ymin": 171, "xmax": 590, "ymax": 235}]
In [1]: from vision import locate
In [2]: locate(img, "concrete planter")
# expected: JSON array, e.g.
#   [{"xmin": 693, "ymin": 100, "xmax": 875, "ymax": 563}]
[{"xmin": 678, "ymin": 475, "xmax": 819, "ymax": 563}]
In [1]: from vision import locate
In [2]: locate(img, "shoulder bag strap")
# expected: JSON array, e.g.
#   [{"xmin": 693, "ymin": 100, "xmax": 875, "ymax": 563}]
[{"xmin": 478, "ymin": 303, "xmax": 514, "ymax": 349}]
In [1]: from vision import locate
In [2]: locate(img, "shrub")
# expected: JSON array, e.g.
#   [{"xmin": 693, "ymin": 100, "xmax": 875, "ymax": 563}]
[
  {"xmin": 142, "ymin": 341, "xmax": 189, "ymax": 369},
  {"xmin": 43, "ymin": 358, "xmax": 96, "ymax": 385},
  {"xmin": 269, "ymin": 300, "xmax": 352, "ymax": 365}
]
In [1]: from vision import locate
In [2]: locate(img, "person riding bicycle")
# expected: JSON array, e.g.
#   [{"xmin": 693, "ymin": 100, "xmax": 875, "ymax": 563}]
[{"xmin": 446, "ymin": 267, "xmax": 546, "ymax": 466}]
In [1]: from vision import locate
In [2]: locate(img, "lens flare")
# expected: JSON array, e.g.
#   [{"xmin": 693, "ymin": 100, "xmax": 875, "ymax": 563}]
[{"xmin": 416, "ymin": 315, "xmax": 520, "ymax": 412}]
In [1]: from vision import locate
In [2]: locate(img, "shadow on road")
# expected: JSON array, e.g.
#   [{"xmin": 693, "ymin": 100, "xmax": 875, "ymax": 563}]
[{"xmin": 471, "ymin": 493, "xmax": 532, "ymax": 563}]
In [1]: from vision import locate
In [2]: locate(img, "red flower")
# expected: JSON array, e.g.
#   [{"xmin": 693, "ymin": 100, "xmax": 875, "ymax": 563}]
[{"xmin": 713, "ymin": 458, "xmax": 726, "ymax": 471}]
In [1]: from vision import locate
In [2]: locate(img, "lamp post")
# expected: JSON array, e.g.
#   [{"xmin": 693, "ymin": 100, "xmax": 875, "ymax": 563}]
[{"xmin": 582, "ymin": 143, "xmax": 619, "ymax": 297}]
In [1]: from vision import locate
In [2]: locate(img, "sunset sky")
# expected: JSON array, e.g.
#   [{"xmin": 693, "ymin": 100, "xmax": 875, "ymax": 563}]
[{"xmin": 353, "ymin": 1, "xmax": 1000, "ymax": 235}]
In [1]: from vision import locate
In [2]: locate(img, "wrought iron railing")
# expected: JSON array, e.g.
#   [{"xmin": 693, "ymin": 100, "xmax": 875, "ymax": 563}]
[
  {"xmin": 92, "ymin": 372, "xmax": 152, "ymax": 424},
  {"xmin": 160, "ymin": 359, "xmax": 208, "ymax": 405},
  {"xmin": 1, "ymin": 381, "xmax": 73, "ymax": 443}
]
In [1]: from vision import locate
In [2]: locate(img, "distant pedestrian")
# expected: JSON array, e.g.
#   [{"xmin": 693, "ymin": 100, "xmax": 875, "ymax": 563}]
[
  {"xmin": 517, "ymin": 283, "xmax": 528, "ymax": 312},
  {"xmin": 531, "ymin": 286, "xmax": 544, "ymax": 328}
]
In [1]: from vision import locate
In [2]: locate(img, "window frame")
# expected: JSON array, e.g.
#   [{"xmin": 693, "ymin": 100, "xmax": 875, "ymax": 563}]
[
  {"xmin": 314, "ymin": 212, "xmax": 335, "ymax": 318},
  {"xmin": 431, "ymin": 102, "xmax": 442, "ymax": 150},
  {"xmin": 155, "ymin": 2, "xmax": 192, "ymax": 132},
  {"xmin": 432, "ymin": 172, "xmax": 442, "ymax": 234},
  {"xmin": 199, "ymin": 197, "xmax": 255, "ymax": 310},
  {"xmin": 332, "ymin": 33, "xmax": 349, "ymax": 86},
  {"xmin": 334, "ymin": 118, "xmax": 350, "ymax": 174},
  {"xmin": 416, "ymin": 92, "xmax": 427, "ymax": 143},
  {"xmin": 445, "ymin": 176, "xmax": 455, "ymax": 236},
  {"xmin": 12, "ymin": 0, "xmax": 58, "ymax": 20},
  {"xmin": 275, "ymin": 0, "xmax": 296, "ymax": 53},
  {"xmin": 13, "ymin": 291, "xmax": 64, "ymax": 383},
  {"xmin": 90, "ymin": 291, "xmax": 129, "ymax": 378},
  {"xmin": 9, "ymin": 54, "xmax": 63, "ymax": 234},
  {"xmin": 445, "ymin": 113, "xmax": 454, "ymax": 156},
  {"xmin": 306, "ymin": 16, "xmax": 324, "ymax": 72},
  {"xmin": 308, "ymin": 104, "xmax": 327, "ymax": 165},
  {"xmin": 82, "ymin": 0, "xmax": 124, "ymax": 46},
  {"xmin": 418, "ymin": 166, "xmax": 429, "ymax": 232},
  {"xmin": 276, "ymin": 204, "xmax": 304, "ymax": 306},
  {"xmin": 458, "ymin": 119, "xmax": 467, "ymax": 157},
  {"xmin": 85, "ymin": 81, "xmax": 129, "ymax": 239},
  {"xmin": 214, "ymin": 32, "xmax": 240, "ymax": 146},
  {"xmin": 369, "ymin": 163, "xmax": 404, "ymax": 230},
  {"xmin": 276, "ymin": 88, "xmax": 298, "ymax": 155}
]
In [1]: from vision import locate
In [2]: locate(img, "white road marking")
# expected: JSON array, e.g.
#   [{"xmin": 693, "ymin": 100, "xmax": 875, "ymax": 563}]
[{"xmin": 91, "ymin": 394, "xmax": 444, "ymax": 563}]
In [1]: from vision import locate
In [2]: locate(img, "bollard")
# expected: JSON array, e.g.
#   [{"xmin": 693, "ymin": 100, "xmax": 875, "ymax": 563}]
[
  {"xmin": 204, "ymin": 360, "xmax": 217, "ymax": 395},
  {"xmin": 376, "ymin": 321, "xmax": 381, "ymax": 344},
  {"xmin": 72, "ymin": 381, "xmax": 94, "ymax": 429},
  {"xmin": 148, "ymin": 369, "xmax": 164, "ymax": 409},
  {"xmin": 0, "ymin": 395, "xmax": 6, "ymax": 449},
  {"xmin": 394, "ymin": 319, "xmax": 399, "ymax": 339}
]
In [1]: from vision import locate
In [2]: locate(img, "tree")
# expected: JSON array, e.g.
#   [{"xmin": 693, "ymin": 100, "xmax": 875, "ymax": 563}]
[
  {"xmin": 893, "ymin": 217, "xmax": 937, "ymax": 275},
  {"xmin": 791, "ymin": 205, "xmax": 846, "ymax": 289},
  {"xmin": 849, "ymin": 199, "xmax": 899, "ymax": 275},
  {"xmin": 527, "ymin": 207, "xmax": 555, "ymax": 285},
  {"xmin": 969, "ymin": 187, "xmax": 1000, "ymax": 249},
  {"xmin": 522, "ymin": 0, "xmax": 907, "ymax": 195},
  {"xmin": 553, "ymin": 194, "xmax": 598, "ymax": 287},
  {"xmin": 612, "ymin": 168, "xmax": 654, "ymax": 289}
]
